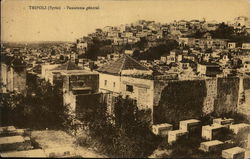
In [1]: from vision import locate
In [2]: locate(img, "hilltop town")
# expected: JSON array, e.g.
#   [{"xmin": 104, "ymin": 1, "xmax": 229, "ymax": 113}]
[{"xmin": 1, "ymin": 16, "xmax": 250, "ymax": 158}]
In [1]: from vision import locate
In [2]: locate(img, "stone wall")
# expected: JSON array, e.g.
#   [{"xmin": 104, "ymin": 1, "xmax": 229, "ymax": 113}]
[
  {"xmin": 121, "ymin": 76, "xmax": 154, "ymax": 110},
  {"xmin": 0, "ymin": 64, "xmax": 7, "ymax": 93},
  {"xmin": 2, "ymin": 65, "xmax": 27, "ymax": 94},
  {"xmin": 243, "ymin": 77, "xmax": 250, "ymax": 90},
  {"xmin": 213, "ymin": 77, "xmax": 239, "ymax": 115},
  {"xmin": 203, "ymin": 78, "xmax": 217, "ymax": 115},
  {"xmin": 153, "ymin": 77, "xmax": 240, "ymax": 125},
  {"xmin": 153, "ymin": 80, "xmax": 169, "ymax": 107},
  {"xmin": 238, "ymin": 77, "xmax": 250, "ymax": 115},
  {"xmin": 153, "ymin": 80, "xmax": 207, "ymax": 125}
]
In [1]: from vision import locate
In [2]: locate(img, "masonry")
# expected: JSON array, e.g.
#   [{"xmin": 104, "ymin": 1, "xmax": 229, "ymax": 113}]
[
  {"xmin": 238, "ymin": 77, "xmax": 250, "ymax": 115},
  {"xmin": 153, "ymin": 77, "xmax": 241, "ymax": 125},
  {"xmin": 214, "ymin": 77, "xmax": 239, "ymax": 115},
  {"xmin": 153, "ymin": 79, "xmax": 206, "ymax": 125}
]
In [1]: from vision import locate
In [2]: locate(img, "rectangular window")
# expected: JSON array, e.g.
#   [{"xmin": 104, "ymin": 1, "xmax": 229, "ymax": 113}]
[
  {"xmin": 104, "ymin": 80, "xmax": 107, "ymax": 86},
  {"xmin": 126, "ymin": 85, "xmax": 133, "ymax": 92},
  {"xmin": 113, "ymin": 82, "xmax": 116, "ymax": 87}
]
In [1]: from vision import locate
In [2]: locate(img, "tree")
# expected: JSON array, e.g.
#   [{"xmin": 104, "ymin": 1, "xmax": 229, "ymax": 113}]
[
  {"xmin": 135, "ymin": 37, "xmax": 148, "ymax": 49},
  {"xmin": 137, "ymin": 40, "xmax": 179, "ymax": 60},
  {"xmin": 0, "ymin": 93, "xmax": 26, "ymax": 127},
  {"xmin": 132, "ymin": 49, "xmax": 140, "ymax": 59},
  {"xmin": 208, "ymin": 22, "xmax": 250, "ymax": 43},
  {"xmin": 76, "ymin": 95, "xmax": 161, "ymax": 158},
  {"xmin": 86, "ymin": 38, "xmax": 114, "ymax": 60},
  {"xmin": 112, "ymin": 96, "xmax": 161, "ymax": 157},
  {"xmin": 0, "ymin": 79, "xmax": 71, "ymax": 130},
  {"xmin": 210, "ymin": 22, "xmax": 234, "ymax": 39}
]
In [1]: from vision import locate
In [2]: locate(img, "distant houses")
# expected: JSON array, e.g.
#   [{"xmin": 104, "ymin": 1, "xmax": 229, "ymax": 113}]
[{"xmin": 197, "ymin": 62, "xmax": 221, "ymax": 77}]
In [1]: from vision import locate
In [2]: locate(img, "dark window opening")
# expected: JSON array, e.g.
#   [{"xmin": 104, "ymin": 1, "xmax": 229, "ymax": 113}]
[{"xmin": 126, "ymin": 85, "xmax": 133, "ymax": 92}]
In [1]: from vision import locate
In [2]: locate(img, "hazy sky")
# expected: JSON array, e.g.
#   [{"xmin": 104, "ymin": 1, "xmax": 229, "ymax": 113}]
[{"xmin": 1, "ymin": 0, "xmax": 250, "ymax": 42}]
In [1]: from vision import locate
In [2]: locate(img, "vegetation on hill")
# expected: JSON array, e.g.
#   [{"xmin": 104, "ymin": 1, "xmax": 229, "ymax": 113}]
[
  {"xmin": 85, "ymin": 38, "xmax": 114, "ymax": 60},
  {"xmin": 134, "ymin": 40, "xmax": 179, "ymax": 60},
  {"xmin": 84, "ymin": 36, "xmax": 178, "ymax": 61},
  {"xmin": 189, "ymin": 22, "xmax": 250, "ymax": 43},
  {"xmin": 76, "ymin": 96, "xmax": 161, "ymax": 158}
]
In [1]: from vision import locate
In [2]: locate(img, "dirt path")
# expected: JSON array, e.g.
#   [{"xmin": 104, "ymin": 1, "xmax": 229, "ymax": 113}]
[{"xmin": 31, "ymin": 130, "xmax": 106, "ymax": 158}]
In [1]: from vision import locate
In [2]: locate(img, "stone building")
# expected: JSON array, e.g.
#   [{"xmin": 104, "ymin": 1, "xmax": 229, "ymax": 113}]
[
  {"xmin": 42, "ymin": 61, "xmax": 83, "ymax": 85},
  {"xmin": 0, "ymin": 55, "xmax": 27, "ymax": 94},
  {"xmin": 41, "ymin": 60, "xmax": 100, "ymax": 116},
  {"xmin": 97, "ymin": 54, "xmax": 244, "ymax": 125},
  {"xmin": 62, "ymin": 70, "xmax": 99, "ymax": 113},
  {"xmin": 197, "ymin": 62, "xmax": 221, "ymax": 77},
  {"xmin": 97, "ymin": 54, "xmax": 154, "ymax": 111}
]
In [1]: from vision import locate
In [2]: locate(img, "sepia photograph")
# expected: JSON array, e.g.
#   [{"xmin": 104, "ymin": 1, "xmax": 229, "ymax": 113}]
[{"xmin": 1, "ymin": 0, "xmax": 250, "ymax": 158}]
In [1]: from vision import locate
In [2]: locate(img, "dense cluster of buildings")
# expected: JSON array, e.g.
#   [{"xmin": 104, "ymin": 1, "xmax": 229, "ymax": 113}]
[
  {"xmin": 1, "ymin": 16, "xmax": 250, "ymax": 158},
  {"xmin": 75, "ymin": 17, "xmax": 250, "ymax": 80},
  {"xmin": 76, "ymin": 16, "xmax": 250, "ymax": 51},
  {"xmin": 1, "ymin": 16, "xmax": 250, "ymax": 114}
]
